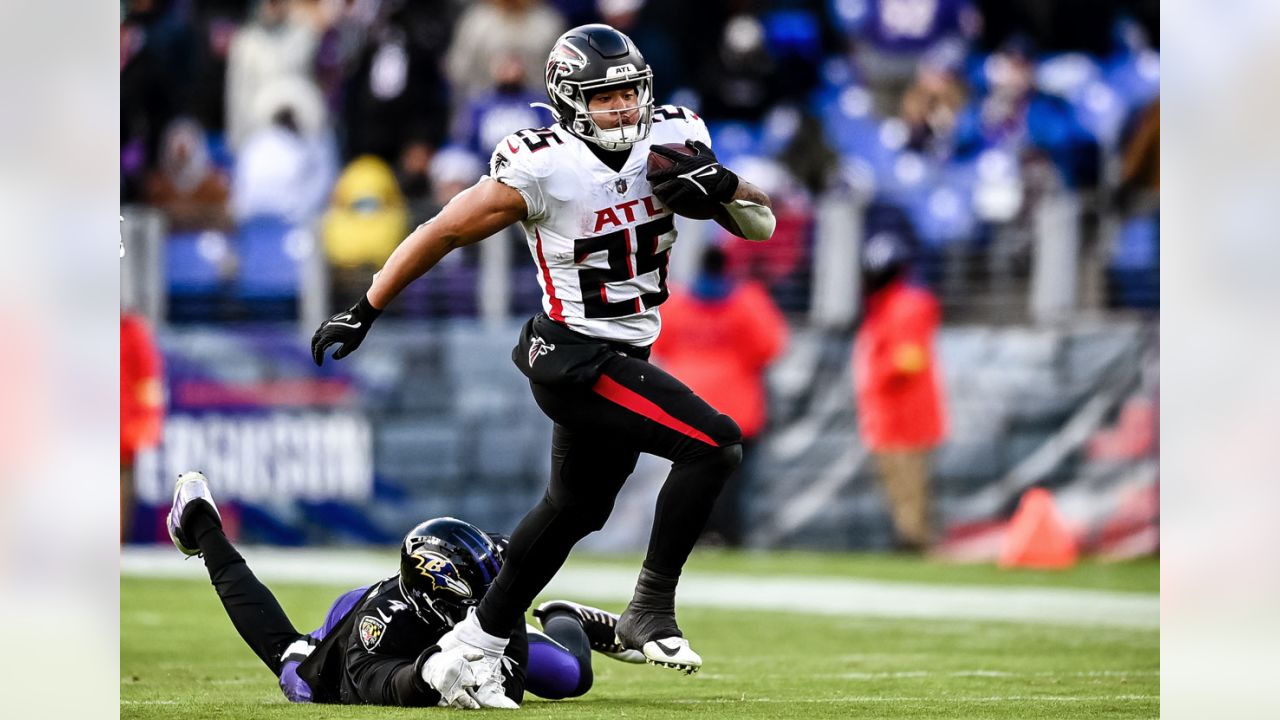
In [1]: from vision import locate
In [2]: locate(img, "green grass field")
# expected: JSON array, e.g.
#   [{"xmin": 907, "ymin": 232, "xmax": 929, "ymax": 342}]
[{"xmin": 122, "ymin": 553, "xmax": 1158, "ymax": 719}]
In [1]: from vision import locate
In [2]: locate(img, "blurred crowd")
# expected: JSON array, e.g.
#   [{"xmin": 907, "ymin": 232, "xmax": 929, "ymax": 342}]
[{"xmin": 121, "ymin": 0, "xmax": 1160, "ymax": 323}]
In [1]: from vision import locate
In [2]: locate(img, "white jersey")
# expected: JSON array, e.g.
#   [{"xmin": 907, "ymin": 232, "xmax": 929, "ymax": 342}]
[{"xmin": 485, "ymin": 105, "xmax": 711, "ymax": 346}]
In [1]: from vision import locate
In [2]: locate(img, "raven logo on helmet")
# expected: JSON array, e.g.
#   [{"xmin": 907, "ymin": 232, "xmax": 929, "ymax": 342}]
[{"xmin": 410, "ymin": 551, "xmax": 473, "ymax": 599}]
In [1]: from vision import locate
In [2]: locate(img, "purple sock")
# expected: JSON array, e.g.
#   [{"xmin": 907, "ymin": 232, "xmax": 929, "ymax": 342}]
[
  {"xmin": 278, "ymin": 660, "xmax": 313, "ymax": 703},
  {"xmin": 525, "ymin": 635, "xmax": 584, "ymax": 700}
]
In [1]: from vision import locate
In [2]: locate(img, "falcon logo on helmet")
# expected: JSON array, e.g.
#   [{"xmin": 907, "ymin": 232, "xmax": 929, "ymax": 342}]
[
  {"xmin": 546, "ymin": 40, "xmax": 588, "ymax": 86},
  {"xmin": 534, "ymin": 24, "xmax": 655, "ymax": 152}
]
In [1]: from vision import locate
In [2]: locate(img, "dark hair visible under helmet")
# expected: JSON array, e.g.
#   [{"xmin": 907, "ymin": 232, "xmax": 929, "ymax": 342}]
[
  {"xmin": 538, "ymin": 23, "xmax": 654, "ymax": 151},
  {"xmin": 398, "ymin": 517, "xmax": 503, "ymax": 627}
]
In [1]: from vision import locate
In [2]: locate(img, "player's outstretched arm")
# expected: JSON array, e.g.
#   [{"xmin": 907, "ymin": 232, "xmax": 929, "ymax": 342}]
[
  {"xmin": 368, "ymin": 179, "xmax": 528, "ymax": 308},
  {"xmin": 312, "ymin": 179, "xmax": 527, "ymax": 366},
  {"xmin": 713, "ymin": 180, "xmax": 774, "ymax": 241}
]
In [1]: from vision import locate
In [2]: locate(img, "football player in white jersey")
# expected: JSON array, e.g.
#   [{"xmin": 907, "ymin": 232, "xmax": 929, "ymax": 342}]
[{"xmin": 312, "ymin": 23, "xmax": 776, "ymax": 707}]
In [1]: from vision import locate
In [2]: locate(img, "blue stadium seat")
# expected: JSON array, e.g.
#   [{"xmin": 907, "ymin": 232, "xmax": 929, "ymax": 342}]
[
  {"xmin": 763, "ymin": 10, "xmax": 821, "ymax": 63},
  {"xmin": 167, "ymin": 230, "xmax": 229, "ymax": 295},
  {"xmin": 235, "ymin": 215, "xmax": 304, "ymax": 317},
  {"xmin": 1108, "ymin": 214, "xmax": 1159, "ymax": 309},
  {"xmin": 707, "ymin": 121, "xmax": 764, "ymax": 166},
  {"xmin": 166, "ymin": 229, "xmax": 233, "ymax": 322},
  {"xmin": 1111, "ymin": 215, "xmax": 1159, "ymax": 271}
]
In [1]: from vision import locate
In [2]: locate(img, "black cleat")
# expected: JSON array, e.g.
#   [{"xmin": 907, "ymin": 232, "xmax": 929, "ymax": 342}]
[{"xmin": 534, "ymin": 600, "xmax": 644, "ymax": 663}]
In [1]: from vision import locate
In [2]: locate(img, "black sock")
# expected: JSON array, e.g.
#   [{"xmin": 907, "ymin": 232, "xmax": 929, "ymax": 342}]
[{"xmin": 630, "ymin": 566, "xmax": 679, "ymax": 613}]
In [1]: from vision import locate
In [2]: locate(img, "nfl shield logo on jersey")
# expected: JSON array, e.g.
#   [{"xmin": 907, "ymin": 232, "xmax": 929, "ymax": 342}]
[
  {"xmin": 528, "ymin": 335, "xmax": 556, "ymax": 367},
  {"xmin": 614, "ymin": 178, "xmax": 628, "ymax": 193},
  {"xmin": 359, "ymin": 616, "xmax": 386, "ymax": 650}
]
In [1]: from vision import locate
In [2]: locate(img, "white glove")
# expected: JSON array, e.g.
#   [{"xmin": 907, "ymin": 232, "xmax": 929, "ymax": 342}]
[
  {"xmin": 423, "ymin": 647, "xmax": 483, "ymax": 709},
  {"xmin": 465, "ymin": 655, "xmax": 519, "ymax": 709}
]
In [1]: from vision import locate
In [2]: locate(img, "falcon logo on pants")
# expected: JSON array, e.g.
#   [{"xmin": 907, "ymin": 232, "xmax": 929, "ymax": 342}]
[{"xmin": 529, "ymin": 335, "xmax": 556, "ymax": 367}]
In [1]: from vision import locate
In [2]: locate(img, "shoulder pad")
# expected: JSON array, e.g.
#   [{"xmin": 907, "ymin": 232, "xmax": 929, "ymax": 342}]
[
  {"xmin": 491, "ymin": 126, "xmax": 567, "ymax": 178},
  {"xmin": 652, "ymin": 105, "xmax": 701, "ymax": 124}
]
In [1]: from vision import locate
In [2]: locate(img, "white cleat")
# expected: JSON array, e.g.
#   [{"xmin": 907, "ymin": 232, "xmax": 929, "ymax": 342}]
[
  {"xmin": 638, "ymin": 636, "xmax": 702, "ymax": 675},
  {"xmin": 166, "ymin": 471, "xmax": 221, "ymax": 557}
]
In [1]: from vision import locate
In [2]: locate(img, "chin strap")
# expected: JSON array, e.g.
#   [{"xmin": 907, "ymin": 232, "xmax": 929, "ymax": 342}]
[{"xmin": 722, "ymin": 199, "xmax": 776, "ymax": 242}]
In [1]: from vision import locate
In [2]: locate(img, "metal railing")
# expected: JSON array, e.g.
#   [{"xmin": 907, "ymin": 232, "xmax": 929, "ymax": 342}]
[{"xmin": 121, "ymin": 190, "xmax": 1155, "ymax": 330}]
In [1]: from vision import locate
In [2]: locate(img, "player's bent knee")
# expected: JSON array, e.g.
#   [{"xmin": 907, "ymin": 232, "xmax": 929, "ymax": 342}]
[
  {"xmin": 719, "ymin": 441, "xmax": 744, "ymax": 471},
  {"xmin": 708, "ymin": 413, "xmax": 744, "ymax": 449},
  {"xmin": 705, "ymin": 441, "xmax": 743, "ymax": 482}
]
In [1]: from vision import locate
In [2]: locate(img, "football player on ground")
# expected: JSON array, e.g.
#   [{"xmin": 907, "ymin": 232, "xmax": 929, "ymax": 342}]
[
  {"xmin": 167, "ymin": 471, "xmax": 645, "ymax": 709},
  {"xmin": 311, "ymin": 23, "xmax": 776, "ymax": 706}
]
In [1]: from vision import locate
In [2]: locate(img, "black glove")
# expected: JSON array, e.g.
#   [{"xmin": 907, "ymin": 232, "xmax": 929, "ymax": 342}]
[
  {"xmin": 311, "ymin": 295, "xmax": 382, "ymax": 366},
  {"xmin": 649, "ymin": 140, "xmax": 740, "ymax": 205}
]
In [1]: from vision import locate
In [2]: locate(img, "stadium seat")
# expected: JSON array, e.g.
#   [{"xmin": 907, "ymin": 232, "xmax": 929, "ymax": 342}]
[
  {"xmin": 166, "ymin": 229, "xmax": 233, "ymax": 322},
  {"xmin": 706, "ymin": 121, "xmax": 764, "ymax": 166},
  {"xmin": 763, "ymin": 10, "xmax": 821, "ymax": 63},
  {"xmin": 235, "ymin": 215, "xmax": 304, "ymax": 319},
  {"xmin": 1108, "ymin": 214, "xmax": 1159, "ymax": 309}
]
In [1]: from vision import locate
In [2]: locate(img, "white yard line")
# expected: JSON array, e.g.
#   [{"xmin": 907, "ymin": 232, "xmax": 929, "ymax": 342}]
[
  {"xmin": 815, "ymin": 670, "xmax": 1160, "ymax": 680},
  {"xmin": 669, "ymin": 695, "xmax": 1157, "ymax": 704},
  {"xmin": 121, "ymin": 547, "xmax": 1158, "ymax": 629}
]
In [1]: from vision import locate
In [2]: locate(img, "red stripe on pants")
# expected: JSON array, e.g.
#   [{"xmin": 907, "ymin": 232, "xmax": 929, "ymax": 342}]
[{"xmin": 592, "ymin": 374, "xmax": 717, "ymax": 446}]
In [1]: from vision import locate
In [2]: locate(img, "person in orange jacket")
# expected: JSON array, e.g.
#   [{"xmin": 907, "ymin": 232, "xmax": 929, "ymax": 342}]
[
  {"xmin": 121, "ymin": 312, "xmax": 165, "ymax": 542},
  {"xmin": 652, "ymin": 246, "xmax": 788, "ymax": 545},
  {"xmin": 853, "ymin": 233, "xmax": 948, "ymax": 552}
]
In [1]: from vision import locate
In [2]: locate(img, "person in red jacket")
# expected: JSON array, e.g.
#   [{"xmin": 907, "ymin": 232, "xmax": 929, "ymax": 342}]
[
  {"xmin": 652, "ymin": 246, "xmax": 788, "ymax": 545},
  {"xmin": 121, "ymin": 312, "xmax": 165, "ymax": 542},
  {"xmin": 853, "ymin": 234, "xmax": 948, "ymax": 552}
]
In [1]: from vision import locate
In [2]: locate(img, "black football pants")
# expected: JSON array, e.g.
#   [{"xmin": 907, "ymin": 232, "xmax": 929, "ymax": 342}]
[
  {"xmin": 186, "ymin": 504, "xmax": 300, "ymax": 675},
  {"xmin": 476, "ymin": 350, "xmax": 743, "ymax": 635}
]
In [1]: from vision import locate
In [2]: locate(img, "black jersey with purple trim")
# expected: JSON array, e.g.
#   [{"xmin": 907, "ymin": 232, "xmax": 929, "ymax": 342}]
[{"xmin": 296, "ymin": 579, "xmax": 528, "ymax": 706}]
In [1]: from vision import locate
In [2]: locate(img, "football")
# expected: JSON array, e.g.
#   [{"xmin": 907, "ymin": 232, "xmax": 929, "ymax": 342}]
[{"xmin": 647, "ymin": 143, "xmax": 720, "ymax": 219}]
